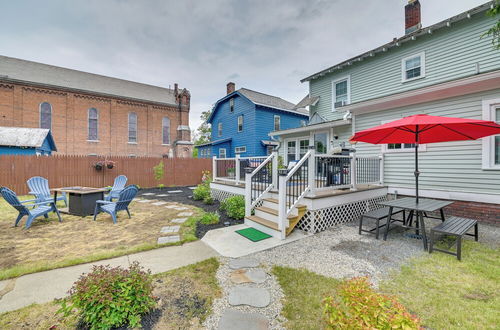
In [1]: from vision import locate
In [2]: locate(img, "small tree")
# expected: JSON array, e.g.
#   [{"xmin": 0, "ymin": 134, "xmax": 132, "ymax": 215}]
[
  {"xmin": 153, "ymin": 161, "xmax": 165, "ymax": 189},
  {"xmin": 482, "ymin": 0, "xmax": 500, "ymax": 49}
]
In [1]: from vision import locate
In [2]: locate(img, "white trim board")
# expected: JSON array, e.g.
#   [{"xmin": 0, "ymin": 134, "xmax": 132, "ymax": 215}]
[{"xmin": 387, "ymin": 187, "xmax": 500, "ymax": 205}]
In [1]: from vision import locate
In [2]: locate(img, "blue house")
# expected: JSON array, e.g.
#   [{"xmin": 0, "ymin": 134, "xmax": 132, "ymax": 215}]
[
  {"xmin": 0, "ymin": 127, "xmax": 57, "ymax": 155},
  {"xmin": 197, "ymin": 83, "xmax": 308, "ymax": 158}
]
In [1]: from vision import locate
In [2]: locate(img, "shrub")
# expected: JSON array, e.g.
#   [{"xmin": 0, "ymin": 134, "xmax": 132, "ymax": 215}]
[
  {"xmin": 220, "ymin": 195, "xmax": 245, "ymax": 220},
  {"xmin": 323, "ymin": 277, "xmax": 420, "ymax": 329},
  {"xmin": 153, "ymin": 161, "xmax": 165, "ymax": 184},
  {"xmin": 158, "ymin": 183, "xmax": 165, "ymax": 189},
  {"xmin": 203, "ymin": 195, "xmax": 214, "ymax": 205},
  {"xmin": 58, "ymin": 262, "xmax": 156, "ymax": 330},
  {"xmin": 193, "ymin": 171, "xmax": 212, "ymax": 201},
  {"xmin": 198, "ymin": 212, "xmax": 220, "ymax": 225}
]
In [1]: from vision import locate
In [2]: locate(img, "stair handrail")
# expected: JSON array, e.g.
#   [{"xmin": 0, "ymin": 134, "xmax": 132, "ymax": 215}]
[
  {"xmin": 284, "ymin": 149, "xmax": 313, "ymax": 215},
  {"xmin": 244, "ymin": 152, "xmax": 276, "ymax": 217}
]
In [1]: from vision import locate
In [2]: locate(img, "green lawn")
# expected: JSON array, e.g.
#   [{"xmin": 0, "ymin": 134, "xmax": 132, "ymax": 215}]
[
  {"xmin": 380, "ymin": 240, "xmax": 499, "ymax": 329},
  {"xmin": 0, "ymin": 258, "xmax": 221, "ymax": 329}
]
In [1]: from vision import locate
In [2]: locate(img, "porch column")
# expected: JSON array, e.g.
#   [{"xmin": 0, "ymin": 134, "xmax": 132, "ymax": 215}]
[
  {"xmin": 350, "ymin": 151, "xmax": 357, "ymax": 191},
  {"xmin": 244, "ymin": 167, "xmax": 253, "ymax": 217},
  {"xmin": 272, "ymin": 148, "xmax": 278, "ymax": 189},
  {"xmin": 235, "ymin": 154, "xmax": 241, "ymax": 185},
  {"xmin": 307, "ymin": 145, "xmax": 316, "ymax": 196}
]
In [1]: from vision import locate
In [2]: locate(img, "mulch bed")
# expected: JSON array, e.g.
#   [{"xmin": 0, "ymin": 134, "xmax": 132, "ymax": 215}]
[{"xmin": 139, "ymin": 187, "xmax": 243, "ymax": 238}]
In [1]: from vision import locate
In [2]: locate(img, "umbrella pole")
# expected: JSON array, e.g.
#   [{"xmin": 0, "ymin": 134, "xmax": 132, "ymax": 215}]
[{"xmin": 415, "ymin": 127, "xmax": 420, "ymax": 203}]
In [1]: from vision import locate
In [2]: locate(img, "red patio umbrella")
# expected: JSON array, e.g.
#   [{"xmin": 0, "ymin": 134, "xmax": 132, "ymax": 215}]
[{"xmin": 350, "ymin": 114, "xmax": 500, "ymax": 202}]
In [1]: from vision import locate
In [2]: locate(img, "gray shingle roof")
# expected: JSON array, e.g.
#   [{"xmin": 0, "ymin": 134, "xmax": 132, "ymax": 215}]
[
  {"xmin": 0, "ymin": 127, "xmax": 52, "ymax": 148},
  {"xmin": 0, "ymin": 55, "xmax": 178, "ymax": 105},
  {"xmin": 238, "ymin": 88, "xmax": 308, "ymax": 115}
]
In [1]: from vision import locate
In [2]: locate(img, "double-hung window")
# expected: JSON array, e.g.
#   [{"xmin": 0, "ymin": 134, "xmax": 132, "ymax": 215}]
[
  {"xmin": 482, "ymin": 99, "xmax": 500, "ymax": 169},
  {"xmin": 238, "ymin": 115, "xmax": 243, "ymax": 132},
  {"xmin": 274, "ymin": 115, "xmax": 280, "ymax": 131},
  {"xmin": 219, "ymin": 148, "xmax": 226, "ymax": 158},
  {"xmin": 235, "ymin": 146, "xmax": 246, "ymax": 154},
  {"xmin": 218, "ymin": 122, "xmax": 222, "ymax": 137},
  {"xmin": 402, "ymin": 52, "xmax": 425, "ymax": 82},
  {"xmin": 229, "ymin": 98, "xmax": 234, "ymax": 112},
  {"xmin": 332, "ymin": 76, "xmax": 350, "ymax": 111}
]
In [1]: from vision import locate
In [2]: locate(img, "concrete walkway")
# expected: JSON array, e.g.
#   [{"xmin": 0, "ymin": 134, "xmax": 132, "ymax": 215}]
[{"xmin": 0, "ymin": 241, "xmax": 218, "ymax": 313}]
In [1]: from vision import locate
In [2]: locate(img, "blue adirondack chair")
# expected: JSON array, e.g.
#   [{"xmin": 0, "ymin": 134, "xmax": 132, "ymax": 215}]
[
  {"xmin": 27, "ymin": 176, "xmax": 67, "ymax": 207},
  {"xmin": 104, "ymin": 175, "xmax": 128, "ymax": 201},
  {"xmin": 94, "ymin": 185, "xmax": 138, "ymax": 224},
  {"xmin": 1, "ymin": 187, "xmax": 62, "ymax": 229}
]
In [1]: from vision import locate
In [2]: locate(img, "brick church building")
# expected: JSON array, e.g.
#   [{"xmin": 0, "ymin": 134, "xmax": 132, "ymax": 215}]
[{"xmin": 0, "ymin": 55, "xmax": 193, "ymax": 157}]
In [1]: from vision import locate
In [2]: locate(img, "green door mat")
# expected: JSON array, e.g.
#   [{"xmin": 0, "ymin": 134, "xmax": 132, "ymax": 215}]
[{"xmin": 236, "ymin": 227, "xmax": 272, "ymax": 242}]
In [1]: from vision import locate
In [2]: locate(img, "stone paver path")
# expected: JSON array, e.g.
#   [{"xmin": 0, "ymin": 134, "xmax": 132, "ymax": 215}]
[
  {"xmin": 178, "ymin": 212, "xmax": 193, "ymax": 217},
  {"xmin": 137, "ymin": 199, "xmax": 153, "ymax": 203},
  {"xmin": 204, "ymin": 257, "xmax": 284, "ymax": 330},
  {"xmin": 188, "ymin": 186, "xmax": 197, "ymax": 189},
  {"xmin": 152, "ymin": 201, "xmax": 167, "ymax": 206},
  {"xmin": 174, "ymin": 206, "xmax": 189, "ymax": 210},
  {"xmin": 172, "ymin": 217, "xmax": 188, "ymax": 224},
  {"xmin": 157, "ymin": 194, "xmax": 169, "ymax": 197},
  {"xmin": 158, "ymin": 235, "xmax": 180, "ymax": 244},
  {"xmin": 160, "ymin": 225, "xmax": 180, "ymax": 234},
  {"xmin": 168, "ymin": 190, "xmax": 183, "ymax": 193},
  {"xmin": 141, "ymin": 193, "xmax": 155, "ymax": 196},
  {"xmin": 165, "ymin": 205, "xmax": 178, "ymax": 209}
]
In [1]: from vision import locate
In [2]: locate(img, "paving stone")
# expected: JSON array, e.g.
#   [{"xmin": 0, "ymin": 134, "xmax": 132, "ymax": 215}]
[
  {"xmin": 152, "ymin": 201, "xmax": 167, "ymax": 206},
  {"xmin": 228, "ymin": 287, "xmax": 271, "ymax": 308},
  {"xmin": 160, "ymin": 225, "xmax": 180, "ymax": 233},
  {"xmin": 165, "ymin": 205, "xmax": 178, "ymax": 209},
  {"xmin": 218, "ymin": 309, "xmax": 269, "ymax": 330},
  {"xmin": 229, "ymin": 269, "xmax": 267, "ymax": 284},
  {"xmin": 229, "ymin": 257, "xmax": 260, "ymax": 269},
  {"xmin": 137, "ymin": 199, "xmax": 153, "ymax": 203},
  {"xmin": 172, "ymin": 217, "xmax": 188, "ymax": 223},
  {"xmin": 141, "ymin": 193, "xmax": 155, "ymax": 196},
  {"xmin": 168, "ymin": 190, "xmax": 183, "ymax": 193},
  {"xmin": 174, "ymin": 206, "xmax": 189, "ymax": 210},
  {"xmin": 157, "ymin": 194, "xmax": 169, "ymax": 197},
  {"xmin": 157, "ymin": 235, "xmax": 180, "ymax": 244},
  {"xmin": 188, "ymin": 187, "xmax": 197, "ymax": 190},
  {"xmin": 178, "ymin": 212, "xmax": 193, "ymax": 217}
]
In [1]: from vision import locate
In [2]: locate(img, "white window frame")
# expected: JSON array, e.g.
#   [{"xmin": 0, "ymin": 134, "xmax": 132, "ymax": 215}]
[
  {"xmin": 39, "ymin": 102, "xmax": 52, "ymax": 130},
  {"xmin": 331, "ymin": 75, "xmax": 351, "ymax": 111},
  {"xmin": 87, "ymin": 108, "xmax": 99, "ymax": 141},
  {"xmin": 284, "ymin": 137, "xmax": 311, "ymax": 163},
  {"xmin": 274, "ymin": 115, "xmax": 281, "ymax": 131},
  {"xmin": 313, "ymin": 130, "xmax": 330, "ymax": 154},
  {"xmin": 218, "ymin": 122, "xmax": 222, "ymax": 137},
  {"xmin": 380, "ymin": 119, "xmax": 426, "ymax": 153},
  {"xmin": 482, "ymin": 98, "xmax": 500, "ymax": 170},
  {"xmin": 237, "ymin": 115, "xmax": 243, "ymax": 132},
  {"xmin": 235, "ymin": 146, "xmax": 246, "ymax": 154},
  {"xmin": 401, "ymin": 52, "xmax": 426, "ymax": 82},
  {"xmin": 229, "ymin": 98, "xmax": 234, "ymax": 113},
  {"xmin": 219, "ymin": 148, "xmax": 226, "ymax": 158},
  {"xmin": 128, "ymin": 112, "xmax": 138, "ymax": 143}
]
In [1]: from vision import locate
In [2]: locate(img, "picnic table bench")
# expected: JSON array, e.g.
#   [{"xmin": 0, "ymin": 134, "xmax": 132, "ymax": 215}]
[
  {"xmin": 359, "ymin": 207, "xmax": 405, "ymax": 239},
  {"xmin": 429, "ymin": 216, "xmax": 478, "ymax": 260}
]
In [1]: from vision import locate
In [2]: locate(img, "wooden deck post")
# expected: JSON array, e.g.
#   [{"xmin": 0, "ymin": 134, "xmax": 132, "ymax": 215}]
[
  {"xmin": 244, "ymin": 167, "xmax": 253, "ymax": 217},
  {"xmin": 272, "ymin": 149, "xmax": 278, "ymax": 189},
  {"xmin": 379, "ymin": 154, "xmax": 384, "ymax": 185},
  {"xmin": 350, "ymin": 152, "xmax": 357, "ymax": 190},
  {"xmin": 307, "ymin": 146, "xmax": 316, "ymax": 196},
  {"xmin": 278, "ymin": 169, "xmax": 288, "ymax": 240},
  {"xmin": 212, "ymin": 156, "xmax": 217, "ymax": 180},
  {"xmin": 235, "ymin": 154, "xmax": 241, "ymax": 185}
]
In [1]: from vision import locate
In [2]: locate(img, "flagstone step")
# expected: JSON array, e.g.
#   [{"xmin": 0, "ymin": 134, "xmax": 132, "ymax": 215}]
[
  {"xmin": 152, "ymin": 201, "xmax": 167, "ymax": 206},
  {"xmin": 172, "ymin": 217, "xmax": 188, "ymax": 223},
  {"xmin": 157, "ymin": 235, "xmax": 180, "ymax": 244},
  {"xmin": 228, "ymin": 287, "xmax": 271, "ymax": 308},
  {"xmin": 160, "ymin": 225, "xmax": 180, "ymax": 234},
  {"xmin": 218, "ymin": 309, "xmax": 269, "ymax": 330},
  {"xmin": 229, "ymin": 257, "xmax": 260, "ymax": 269},
  {"xmin": 229, "ymin": 269, "xmax": 267, "ymax": 284}
]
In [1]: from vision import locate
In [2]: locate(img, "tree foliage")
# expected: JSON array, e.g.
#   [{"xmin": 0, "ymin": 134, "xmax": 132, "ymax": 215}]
[
  {"xmin": 193, "ymin": 110, "xmax": 212, "ymax": 146},
  {"xmin": 482, "ymin": 0, "xmax": 500, "ymax": 49}
]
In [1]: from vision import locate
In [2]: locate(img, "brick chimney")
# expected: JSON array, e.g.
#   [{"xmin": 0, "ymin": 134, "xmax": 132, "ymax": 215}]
[
  {"xmin": 227, "ymin": 82, "xmax": 235, "ymax": 95},
  {"xmin": 405, "ymin": 0, "xmax": 421, "ymax": 35}
]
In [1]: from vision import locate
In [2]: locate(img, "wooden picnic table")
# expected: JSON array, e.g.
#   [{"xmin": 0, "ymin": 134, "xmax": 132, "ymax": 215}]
[
  {"xmin": 378, "ymin": 197, "xmax": 453, "ymax": 250},
  {"xmin": 52, "ymin": 187, "xmax": 108, "ymax": 216}
]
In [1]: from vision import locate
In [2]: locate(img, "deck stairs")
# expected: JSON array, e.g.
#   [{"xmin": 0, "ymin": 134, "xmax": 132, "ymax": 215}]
[{"xmin": 244, "ymin": 195, "xmax": 307, "ymax": 239}]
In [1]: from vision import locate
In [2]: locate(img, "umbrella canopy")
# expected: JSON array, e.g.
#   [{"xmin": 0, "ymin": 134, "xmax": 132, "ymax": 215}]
[
  {"xmin": 350, "ymin": 114, "xmax": 500, "ymax": 144},
  {"xmin": 350, "ymin": 114, "xmax": 500, "ymax": 202}
]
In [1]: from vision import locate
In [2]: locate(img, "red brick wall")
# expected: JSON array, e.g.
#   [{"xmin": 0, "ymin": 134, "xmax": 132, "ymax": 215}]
[
  {"xmin": 443, "ymin": 200, "xmax": 500, "ymax": 226},
  {"xmin": 0, "ymin": 82, "xmax": 192, "ymax": 157}
]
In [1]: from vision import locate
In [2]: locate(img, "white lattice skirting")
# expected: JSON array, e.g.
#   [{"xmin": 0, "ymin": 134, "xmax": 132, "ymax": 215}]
[
  {"xmin": 211, "ymin": 188, "xmax": 243, "ymax": 202},
  {"xmin": 296, "ymin": 195, "xmax": 389, "ymax": 234}
]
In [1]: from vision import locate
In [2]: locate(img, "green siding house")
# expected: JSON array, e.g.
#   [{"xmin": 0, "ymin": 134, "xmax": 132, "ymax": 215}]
[{"xmin": 272, "ymin": 1, "xmax": 500, "ymax": 216}]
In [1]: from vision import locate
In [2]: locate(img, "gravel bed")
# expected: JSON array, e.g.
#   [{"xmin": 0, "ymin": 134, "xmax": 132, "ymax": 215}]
[
  {"xmin": 138, "ymin": 187, "xmax": 242, "ymax": 238},
  {"xmin": 203, "ymin": 257, "xmax": 286, "ymax": 330}
]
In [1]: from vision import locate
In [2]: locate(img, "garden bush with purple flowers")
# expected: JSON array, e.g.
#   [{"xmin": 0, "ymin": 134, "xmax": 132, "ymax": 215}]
[{"xmin": 58, "ymin": 262, "xmax": 156, "ymax": 329}]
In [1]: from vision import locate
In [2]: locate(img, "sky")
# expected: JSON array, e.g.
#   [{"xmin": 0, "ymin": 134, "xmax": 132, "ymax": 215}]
[{"xmin": 0, "ymin": 0, "xmax": 489, "ymax": 134}]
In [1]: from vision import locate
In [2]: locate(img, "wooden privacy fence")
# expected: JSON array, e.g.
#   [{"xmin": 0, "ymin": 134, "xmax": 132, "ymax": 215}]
[{"xmin": 0, "ymin": 155, "xmax": 212, "ymax": 195}]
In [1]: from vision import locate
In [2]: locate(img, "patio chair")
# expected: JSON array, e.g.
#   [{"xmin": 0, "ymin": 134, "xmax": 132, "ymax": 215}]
[
  {"xmin": 27, "ymin": 176, "xmax": 67, "ymax": 207},
  {"xmin": 0, "ymin": 187, "xmax": 62, "ymax": 229},
  {"xmin": 104, "ymin": 175, "xmax": 128, "ymax": 201},
  {"xmin": 93, "ymin": 185, "xmax": 138, "ymax": 224}
]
